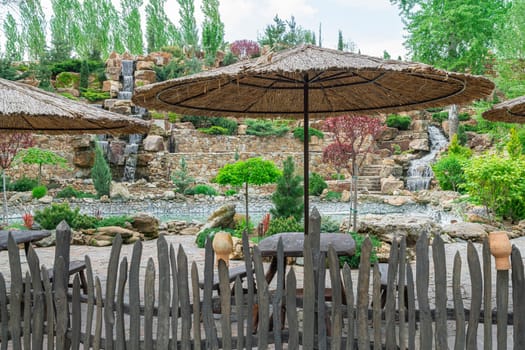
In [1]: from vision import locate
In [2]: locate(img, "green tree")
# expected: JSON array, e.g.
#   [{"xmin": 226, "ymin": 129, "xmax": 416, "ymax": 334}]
[
  {"xmin": 337, "ymin": 29, "xmax": 343, "ymax": 51},
  {"xmin": 77, "ymin": 0, "xmax": 120, "ymax": 59},
  {"xmin": 121, "ymin": 0, "xmax": 144, "ymax": 54},
  {"xmin": 50, "ymin": 0, "xmax": 81, "ymax": 60},
  {"xmin": 201, "ymin": 0, "xmax": 224, "ymax": 60},
  {"xmin": 19, "ymin": 0, "xmax": 47, "ymax": 60},
  {"xmin": 215, "ymin": 157, "xmax": 281, "ymax": 229},
  {"xmin": 15, "ymin": 147, "xmax": 68, "ymax": 184},
  {"xmin": 145, "ymin": 0, "xmax": 178, "ymax": 52},
  {"xmin": 91, "ymin": 143, "xmax": 112, "ymax": 197},
  {"xmin": 270, "ymin": 156, "xmax": 304, "ymax": 221},
  {"xmin": 3, "ymin": 13, "xmax": 23, "ymax": 61},
  {"xmin": 507, "ymin": 128, "xmax": 523, "ymax": 160},
  {"xmin": 258, "ymin": 15, "xmax": 315, "ymax": 51},
  {"xmin": 178, "ymin": 0, "xmax": 199, "ymax": 53},
  {"xmin": 171, "ymin": 157, "xmax": 194, "ymax": 194}
]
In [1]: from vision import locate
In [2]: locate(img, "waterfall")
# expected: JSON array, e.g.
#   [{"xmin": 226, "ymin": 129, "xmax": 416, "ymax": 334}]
[{"xmin": 406, "ymin": 125, "xmax": 448, "ymax": 191}]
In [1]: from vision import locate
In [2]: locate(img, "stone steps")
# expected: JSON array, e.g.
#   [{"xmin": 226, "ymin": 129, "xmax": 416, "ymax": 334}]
[
  {"xmin": 357, "ymin": 176, "xmax": 381, "ymax": 192},
  {"xmin": 360, "ymin": 164, "xmax": 384, "ymax": 177}
]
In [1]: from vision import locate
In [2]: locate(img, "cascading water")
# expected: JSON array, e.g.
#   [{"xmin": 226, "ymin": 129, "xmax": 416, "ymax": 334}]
[{"xmin": 406, "ymin": 125, "xmax": 448, "ymax": 191}]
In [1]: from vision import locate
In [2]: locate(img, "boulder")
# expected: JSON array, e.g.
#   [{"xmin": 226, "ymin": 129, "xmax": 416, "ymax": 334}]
[
  {"xmin": 383, "ymin": 195, "xmax": 413, "ymax": 206},
  {"xmin": 143, "ymin": 135, "xmax": 165, "ymax": 152},
  {"xmin": 56, "ymin": 87, "xmax": 80, "ymax": 97},
  {"xmin": 136, "ymin": 60, "xmax": 155, "ymax": 70},
  {"xmin": 380, "ymin": 176, "xmax": 404, "ymax": 194},
  {"xmin": 38, "ymin": 195, "xmax": 53, "ymax": 204},
  {"xmin": 199, "ymin": 204, "xmax": 236, "ymax": 232},
  {"xmin": 109, "ymin": 100, "xmax": 133, "ymax": 115},
  {"xmin": 380, "ymin": 127, "xmax": 398, "ymax": 141},
  {"xmin": 102, "ymin": 80, "xmax": 121, "ymax": 98},
  {"xmin": 411, "ymin": 119, "xmax": 428, "ymax": 132},
  {"xmin": 409, "ymin": 138, "xmax": 429, "ymax": 151},
  {"xmin": 73, "ymin": 149, "xmax": 94, "ymax": 168},
  {"xmin": 131, "ymin": 213, "xmax": 160, "ymax": 239},
  {"xmin": 441, "ymin": 222, "xmax": 497, "ymax": 242},
  {"xmin": 467, "ymin": 132, "xmax": 492, "ymax": 151},
  {"xmin": 107, "ymin": 140, "xmax": 128, "ymax": 165},
  {"xmin": 340, "ymin": 190, "xmax": 351, "ymax": 202},
  {"xmin": 110, "ymin": 182, "xmax": 132, "ymax": 200},
  {"xmin": 134, "ymin": 70, "xmax": 156, "ymax": 83}
]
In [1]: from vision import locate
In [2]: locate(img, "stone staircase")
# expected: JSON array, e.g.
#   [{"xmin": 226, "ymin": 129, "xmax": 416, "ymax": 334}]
[{"xmin": 357, "ymin": 165, "xmax": 382, "ymax": 192}]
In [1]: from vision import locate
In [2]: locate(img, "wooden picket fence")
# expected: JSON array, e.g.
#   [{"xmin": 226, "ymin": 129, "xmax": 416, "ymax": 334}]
[{"xmin": 0, "ymin": 212, "xmax": 524, "ymax": 349}]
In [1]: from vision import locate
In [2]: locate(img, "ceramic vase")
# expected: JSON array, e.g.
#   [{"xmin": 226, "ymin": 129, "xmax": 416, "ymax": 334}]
[
  {"xmin": 212, "ymin": 231, "xmax": 233, "ymax": 266},
  {"xmin": 488, "ymin": 231, "xmax": 512, "ymax": 270}
]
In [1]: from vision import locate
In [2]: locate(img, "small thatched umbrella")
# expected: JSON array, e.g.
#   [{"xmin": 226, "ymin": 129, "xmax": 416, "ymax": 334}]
[
  {"xmin": 482, "ymin": 96, "xmax": 525, "ymax": 123},
  {"xmin": 133, "ymin": 45, "xmax": 494, "ymax": 233},
  {"xmin": 0, "ymin": 78, "xmax": 150, "ymax": 134}
]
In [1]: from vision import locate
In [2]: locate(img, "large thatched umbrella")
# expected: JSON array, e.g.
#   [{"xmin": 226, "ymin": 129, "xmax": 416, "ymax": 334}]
[
  {"xmin": 482, "ymin": 96, "xmax": 525, "ymax": 123},
  {"xmin": 133, "ymin": 45, "xmax": 494, "ymax": 233},
  {"xmin": 0, "ymin": 78, "xmax": 150, "ymax": 134}
]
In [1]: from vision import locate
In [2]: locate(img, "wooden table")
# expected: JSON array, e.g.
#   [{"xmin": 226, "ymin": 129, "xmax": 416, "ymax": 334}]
[{"xmin": 0, "ymin": 230, "xmax": 51, "ymax": 254}]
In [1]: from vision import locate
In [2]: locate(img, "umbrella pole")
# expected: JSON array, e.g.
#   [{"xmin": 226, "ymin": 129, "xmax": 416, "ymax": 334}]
[{"xmin": 303, "ymin": 74, "xmax": 310, "ymax": 235}]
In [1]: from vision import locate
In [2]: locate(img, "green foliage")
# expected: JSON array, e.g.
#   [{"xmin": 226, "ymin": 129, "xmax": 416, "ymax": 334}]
[
  {"xmin": 34, "ymin": 203, "xmax": 80, "ymax": 230},
  {"xmin": 201, "ymin": 0, "xmax": 225, "ymax": 59},
  {"xmin": 292, "ymin": 127, "xmax": 324, "ymax": 142},
  {"xmin": 270, "ymin": 156, "xmax": 304, "ymax": 221},
  {"xmin": 309, "ymin": 172, "xmax": 327, "ymax": 196},
  {"xmin": 151, "ymin": 111, "xmax": 180, "ymax": 123},
  {"xmin": 199, "ymin": 126, "xmax": 229, "ymax": 135},
  {"xmin": 463, "ymin": 154, "xmax": 525, "ymax": 222},
  {"xmin": 15, "ymin": 147, "xmax": 69, "ymax": 182},
  {"xmin": 432, "ymin": 156, "xmax": 468, "ymax": 192},
  {"xmin": 91, "ymin": 143, "xmax": 111, "ymax": 197},
  {"xmin": 79, "ymin": 60, "xmax": 89, "ymax": 90},
  {"xmin": 338, "ymin": 232, "xmax": 381, "ymax": 269},
  {"xmin": 3, "ymin": 14, "xmax": 23, "ymax": 61},
  {"xmin": 458, "ymin": 112, "xmax": 471, "ymax": 121},
  {"xmin": 19, "ymin": 0, "xmax": 47, "ymax": 60},
  {"xmin": 146, "ymin": 0, "xmax": 179, "ymax": 52},
  {"xmin": 331, "ymin": 173, "xmax": 345, "ymax": 180},
  {"xmin": 81, "ymin": 89, "xmax": 110, "ymax": 102},
  {"xmin": 177, "ymin": 0, "xmax": 199, "ymax": 51},
  {"xmin": 448, "ymin": 134, "xmax": 472, "ymax": 158},
  {"xmin": 8, "ymin": 177, "xmax": 38, "ymax": 192},
  {"xmin": 224, "ymin": 189, "xmax": 237, "ymax": 196},
  {"xmin": 56, "ymin": 186, "xmax": 97, "ymax": 199},
  {"xmin": 195, "ymin": 227, "xmax": 235, "ymax": 248},
  {"xmin": 392, "ymin": 144, "xmax": 402, "ymax": 155},
  {"xmin": 245, "ymin": 119, "xmax": 289, "ymax": 137},
  {"xmin": 266, "ymin": 216, "xmax": 303, "ymax": 236},
  {"xmin": 432, "ymin": 111, "xmax": 449, "ymax": 123},
  {"xmin": 50, "ymin": 59, "xmax": 105, "ymax": 76},
  {"xmin": 324, "ymin": 191, "xmax": 342, "ymax": 201},
  {"xmin": 234, "ymin": 217, "xmax": 254, "ymax": 237},
  {"xmin": 171, "ymin": 157, "xmax": 194, "ymax": 194},
  {"xmin": 457, "ymin": 125, "xmax": 468, "ymax": 146},
  {"xmin": 386, "ymin": 114, "xmax": 412, "ymax": 130},
  {"xmin": 320, "ymin": 216, "xmax": 340, "ymax": 233},
  {"xmin": 31, "ymin": 185, "xmax": 48, "ymax": 199},
  {"xmin": 0, "ymin": 59, "xmax": 23, "ymax": 80},
  {"xmin": 185, "ymin": 184, "xmax": 218, "ymax": 196},
  {"xmin": 181, "ymin": 116, "xmax": 237, "ymax": 135},
  {"xmin": 71, "ymin": 214, "xmax": 99, "ymax": 230},
  {"xmin": 507, "ymin": 128, "xmax": 522, "ymax": 159},
  {"xmin": 215, "ymin": 158, "xmax": 281, "ymax": 188},
  {"xmin": 54, "ymin": 72, "xmax": 79, "ymax": 88},
  {"xmin": 258, "ymin": 15, "xmax": 316, "ymax": 50},
  {"xmin": 96, "ymin": 215, "xmax": 133, "ymax": 228}
]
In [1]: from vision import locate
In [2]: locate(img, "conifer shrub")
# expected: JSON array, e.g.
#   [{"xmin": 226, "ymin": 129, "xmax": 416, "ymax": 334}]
[
  {"xmin": 245, "ymin": 119, "xmax": 289, "ymax": 137},
  {"xmin": 271, "ymin": 156, "xmax": 303, "ymax": 221},
  {"xmin": 31, "ymin": 185, "xmax": 48, "ymax": 199},
  {"xmin": 386, "ymin": 114, "xmax": 412, "ymax": 130},
  {"xmin": 185, "ymin": 184, "xmax": 218, "ymax": 196},
  {"xmin": 8, "ymin": 176, "xmax": 38, "ymax": 192},
  {"xmin": 293, "ymin": 127, "xmax": 324, "ymax": 142},
  {"xmin": 309, "ymin": 172, "xmax": 327, "ymax": 196},
  {"xmin": 265, "ymin": 216, "xmax": 303, "ymax": 236},
  {"xmin": 171, "ymin": 157, "xmax": 194, "ymax": 194},
  {"xmin": 91, "ymin": 143, "xmax": 111, "ymax": 197}
]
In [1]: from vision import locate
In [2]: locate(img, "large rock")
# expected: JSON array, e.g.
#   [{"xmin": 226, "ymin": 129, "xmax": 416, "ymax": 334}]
[
  {"xmin": 346, "ymin": 214, "xmax": 442, "ymax": 246},
  {"xmin": 110, "ymin": 182, "xmax": 132, "ymax": 200},
  {"xmin": 409, "ymin": 138, "xmax": 429, "ymax": 151},
  {"xmin": 467, "ymin": 132, "xmax": 492, "ymax": 151},
  {"xmin": 73, "ymin": 150, "xmax": 94, "ymax": 168},
  {"xmin": 134, "ymin": 70, "xmax": 156, "ymax": 83},
  {"xmin": 143, "ymin": 135, "xmax": 165, "ymax": 152},
  {"xmin": 380, "ymin": 176, "xmax": 404, "ymax": 194},
  {"xmin": 131, "ymin": 213, "xmax": 160, "ymax": 240},
  {"xmin": 411, "ymin": 119, "xmax": 428, "ymax": 132},
  {"xmin": 441, "ymin": 222, "xmax": 497, "ymax": 242},
  {"xmin": 200, "ymin": 204, "xmax": 236, "ymax": 231}
]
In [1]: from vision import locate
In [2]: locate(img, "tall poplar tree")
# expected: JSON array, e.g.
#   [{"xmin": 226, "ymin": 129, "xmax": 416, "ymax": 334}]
[
  {"xmin": 50, "ymin": 0, "xmax": 81, "ymax": 60},
  {"xmin": 201, "ymin": 0, "xmax": 224, "ymax": 60},
  {"xmin": 121, "ymin": 0, "xmax": 144, "ymax": 54},
  {"xmin": 3, "ymin": 13, "xmax": 22, "ymax": 61},
  {"xmin": 177, "ymin": 0, "xmax": 199, "ymax": 53},
  {"xmin": 145, "ymin": 0, "xmax": 178, "ymax": 52},
  {"xmin": 19, "ymin": 0, "xmax": 47, "ymax": 60},
  {"xmin": 77, "ymin": 0, "xmax": 120, "ymax": 59}
]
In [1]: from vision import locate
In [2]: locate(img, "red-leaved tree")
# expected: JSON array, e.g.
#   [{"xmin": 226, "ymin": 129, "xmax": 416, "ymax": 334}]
[
  {"xmin": 321, "ymin": 115, "xmax": 386, "ymax": 231},
  {"xmin": 0, "ymin": 133, "xmax": 34, "ymax": 225},
  {"xmin": 230, "ymin": 40, "xmax": 260, "ymax": 60}
]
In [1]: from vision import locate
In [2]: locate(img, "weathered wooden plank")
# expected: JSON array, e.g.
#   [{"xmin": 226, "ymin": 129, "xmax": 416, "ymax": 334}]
[
  {"xmin": 252, "ymin": 246, "xmax": 269, "ymax": 349},
  {"xmin": 466, "ymin": 242, "xmax": 482, "ymax": 350},
  {"xmin": 157, "ymin": 236, "xmax": 171, "ymax": 349},
  {"xmin": 84, "ymin": 256, "xmax": 95, "ymax": 349},
  {"xmin": 234, "ymin": 276, "xmax": 245, "ymax": 350},
  {"xmin": 482, "ymin": 238, "xmax": 492, "ymax": 350},
  {"xmin": 342, "ymin": 264, "xmax": 354, "ymax": 350},
  {"xmin": 128, "ymin": 241, "xmax": 142, "ymax": 350},
  {"xmin": 54, "ymin": 222, "xmax": 72, "ymax": 289},
  {"xmin": 169, "ymin": 244, "xmax": 179, "ymax": 350},
  {"xmin": 219, "ymin": 260, "xmax": 233, "ymax": 350},
  {"xmin": 317, "ymin": 252, "xmax": 327, "ymax": 350},
  {"xmin": 144, "ymin": 258, "xmax": 155, "ymax": 350},
  {"xmin": 406, "ymin": 264, "xmax": 415, "ymax": 350},
  {"xmin": 7, "ymin": 234, "xmax": 23, "ymax": 350},
  {"xmin": 191, "ymin": 263, "xmax": 202, "ymax": 350},
  {"xmin": 511, "ymin": 246, "xmax": 525, "ymax": 349},
  {"xmin": 23, "ymin": 273, "xmax": 31, "ymax": 350},
  {"xmin": 115, "ymin": 257, "xmax": 128, "ymax": 350},
  {"xmin": 273, "ymin": 237, "xmax": 284, "ymax": 349},
  {"xmin": 328, "ymin": 245, "xmax": 343, "ymax": 350},
  {"xmin": 432, "ymin": 234, "xmax": 448, "ymax": 349},
  {"xmin": 201, "ymin": 238, "xmax": 218, "ymax": 349},
  {"xmin": 27, "ymin": 246, "xmax": 44, "ymax": 349},
  {"xmin": 453, "ymin": 252, "xmax": 465, "ymax": 350},
  {"xmin": 385, "ymin": 238, "xmax": 399, "ymax": 350},
  {"xmin": 104, "ymin": 234, "xmax": 123, "ymax": 350},
  {"xmin": 55, "ymin": 257, "xmax": 68, "ymax": 350},
  {"xmin": 415, "ymin": 233, "xmax": 432, "ymax": 349},
  {"xmin": 93, "ymin": 277, "xmax": 103, "ymax": 350},
  {"xmin": 177, "ymin": 245, "xmax": 191, "ymax": 350},
  {"xmin": 71, "ymin": 275, "xmax": 82, "ymax": 349},
  {"xmin": 41, "ymin": 266, "xmax": 54, "ymax": 350},
  {"xmin": 242, "ymin": 231, "xmax": 255, "ymax": 349},
  {"xmin": 356, "ymin": 237, "xmax": 372, "ymax": 350},
  {"xmin": 0, "ymin": 273, "xmax": 8, "ymax": 350},
  {"xmin": 496, "ymin": 269, "xmax": 509, "ymax": 350},
  {"xmin": 372, "ymin": 264, "xmax": 381, "ymax": 350},
  {"xmin": 398, "ymin": 237, "xmax": 407, "ymax": 350},
  {"xmin": 286, "ymin": 268, "xmax": 299, "ymax": 350},
  {"xmin": 302, "ymin": 235, "xmax": 315, "ymax": 349}
]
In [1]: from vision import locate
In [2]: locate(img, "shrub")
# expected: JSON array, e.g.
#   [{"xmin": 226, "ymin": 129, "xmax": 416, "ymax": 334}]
[
  {"xmin": 91, "ymin": 143, "xmax": 111, "ymax": 197},
  {"xmin": 432, "ymin": 156, "xmax": 467, "ymax": 192},
  {"xmin": 185, "ymin": 184, "xmax": 218, "ymax": 196},
  {"xmin": 293, "ymin": 127, "xmax": 324, "ymax": 142},
  {"xmin": 171, "ymin": 157, "xmax": 194, "ymax": 194},
  {"xmin": 270, "ymin": 156, "xmax": 304, "ymax": 221},
  {"xmin": 457, "ymin": 124, "xmax": 468, "ymax": 145},
  {"xmin": 34, "ymin": 203, "xmax": 80, "ymax": 230},
  {"xmin": 392, "ymin": 144, "xmax": 402, "ymax": 155},
  {"xmin": 432, "ymin": 111, "xmax": 449, "ymax": 123},
  {"xmin": 224, "ymin": 189, "xmax": 237, "ymax": 196},
  {"xmin": 339, "ymin": 232, "xmax": 381, "ymax": 269},
  {"xmin": 331, "ymin": 173, "xmax": 345, "ymax": 180},
  {"xmin": 324, "ymin": 191, "xmax": 342, "ymax": 201},
  {"xmin": 181, "ymin": 116, "xmax": 237, "ymax": 135},
  {"xmin": 245, "ymin": 119, "xmax": 289, "ymax": 137},
  {"xmin": 386, "ymin": 114, "xmax": 412, "ymax": 130},
  {"xmin": 96, "ymin": 215, "xmax": 133, "ymax": 228},
  {"xmin": 32, "ymin": 185, "xmax": 48, "ymax": 199},
  {"xmin": 309, "ymin": 172, "xmax": 327, "ymax": 196},
  {"xmin": 458, "ymin": 112, "xmax": 471, "ymax": 121},
  {"xmin": 22, "ymin": 213, "xmax": 34, "ymax": 229},
  {"xmin": 55, "ymin": 72, "xmax": 79, "ymax": 88},
  {"xmin": 234, "ymin": 217, "xmax": 254, "ymax": 237},
  {"xmin": 266, "ymin": 216, "xmax": 303, "ymax": 236},
  {"xmin": 81, "ymin": 89, "xmax": 110, "ymax": 102},
  {"xmin": 195, "ymin": 227, "xmax": 235, "ymax": 248},
  {"xmin": 199, "ymin": 126, "xmax": 229, "ymax": 135},
  {"xmin": 71, "ymin": 213, "xmax": 99, "ymax": 229},
  {"xmin": 8, "ymin": 176, "xmax": 38, "ymax": 192},
  {"xmin": 56, "ymin": 186, "xmax": 97, "ymax": 199},
  {"xmin": 448, "ymin": 134, "xmax": 472, "ymax": 158},
  {"xmin": 321, "ymin": 216, "xmax": 340, "ymax": 233}
]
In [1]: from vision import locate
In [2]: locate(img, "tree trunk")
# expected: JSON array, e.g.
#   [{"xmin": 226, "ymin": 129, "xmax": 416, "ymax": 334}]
[
  {"xmin": 448, "ymin": 104, "xmax": 459, "ymax": 137},
  {"xmin": 244, "ymin": 182, "xmax": 249, "ymax": 233},
  {"xmin": 352, "ymin": 162, "xmax": 358, "ymax": 232},
  {"xmin": 2, "ymin": 170, "xmax": 7, "ymax": 225}
]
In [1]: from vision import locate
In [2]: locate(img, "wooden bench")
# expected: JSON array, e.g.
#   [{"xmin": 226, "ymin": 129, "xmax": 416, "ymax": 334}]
[{"xmin": 198, "ymin": 264, "xmax": 252, "ymax": 292}]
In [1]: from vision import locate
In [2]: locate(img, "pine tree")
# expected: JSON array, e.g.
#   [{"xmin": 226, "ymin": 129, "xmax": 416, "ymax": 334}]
[
  {"xmin": 79, "ymin": 59, "xmax": 89, "ymax": 90},
  {"xmin": 337, "ymin": 30, "xmax": 343, "ymax": 51},
  {"xmin": 270, "ymin": 156, "xmax": 304, "ymax": 221},
  {"xmin": 91, "ymin": 143, "xmax": 112, "ymax": 197}
]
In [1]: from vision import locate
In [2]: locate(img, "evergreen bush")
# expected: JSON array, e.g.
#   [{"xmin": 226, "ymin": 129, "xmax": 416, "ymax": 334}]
[
  {"xmin": 91, "ymin": 143, "xmax": 111, "ymax": 197},
  {"xmin": 34, "ymin": 203, "xmax": 80, "ymax": 230},
  {"xmin": 324, "ymin": 191, "xmax": 342, "ymax": 201},
  {"xmin": 8, "ymin": 176, "xmax": 38, "ymax": 192},
  {"xmin": 292, "ymin": 127, "xmax": 324, "ymax": 142},
  {"xmin": 270, "ymin": 156, "xmax": 304, "ymax": 221},
  {"xmin": 309, "ymin": 172, "xmax": 327, "ymax": 196},
  {"xmin": 266, "ymin": 216, "xmax": 303, "ymax": 236},
  {"xmin": 338, "ymin": 232, "xmax": 381, "ymax": 269},
  {"xmin": 199, "ymin": 126, "xmax": 229, "ymax": 135},
  {"xmin": 386, "ymin": 114, "xmax": 412, "ymax": 130},
  {"xmin": 56, "ymin": 186, "xmax": 97, "ymax": 199},
  {"xmin": 186, "ymin": 184, "xmax": 218, "ymax": 196},
  {"xmin": 171, "ymin": 157, "xmax": 194, "ymax": 194},
  {"xmin": 245, "ymin": 119, "xmax": 289, "ymax": 137},
  {"xmin": 31, "ymin": 185, "xmax": 48, "ymax": 199},
  {"xmin": 96, "ymin": 215, "xmax": 133, "ymax": 228}
]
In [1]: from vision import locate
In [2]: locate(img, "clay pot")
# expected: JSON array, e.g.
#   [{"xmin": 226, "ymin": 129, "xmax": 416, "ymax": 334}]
[
  {"xmin": 488, "ymin": 231, "xmax": 512, "ymax": 270},
  {"xmin": 212, "ymin": 231, "xmax": 233, "ymax": 266}
]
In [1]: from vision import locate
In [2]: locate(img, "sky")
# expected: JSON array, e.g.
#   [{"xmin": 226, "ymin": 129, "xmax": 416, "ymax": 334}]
[{"xmin": 2, "ymin": 0, "xmax": 408, "ymax": 59}]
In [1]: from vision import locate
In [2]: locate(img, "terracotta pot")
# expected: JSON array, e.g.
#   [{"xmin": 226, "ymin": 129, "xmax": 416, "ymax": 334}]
[
  {"xmin": 212, "ymin": 231, "xmax": 233, "ymax": 266},
  {"xmin": 488, "ymin": 231, "xmax": 512, "ymax": 270}
]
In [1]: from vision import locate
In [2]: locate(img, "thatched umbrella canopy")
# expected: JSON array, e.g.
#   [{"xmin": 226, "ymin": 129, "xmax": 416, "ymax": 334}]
[
  {"xmin": 133, "ymin": 45, "xmax": 494, "ymax": 233},
  {"xmin": 482, "ymin": 96, "xmax": 525, "ymax": 123},
  {"xmin": 0, "ymin": 78, "xmax": 150, "ymax": 134}
]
